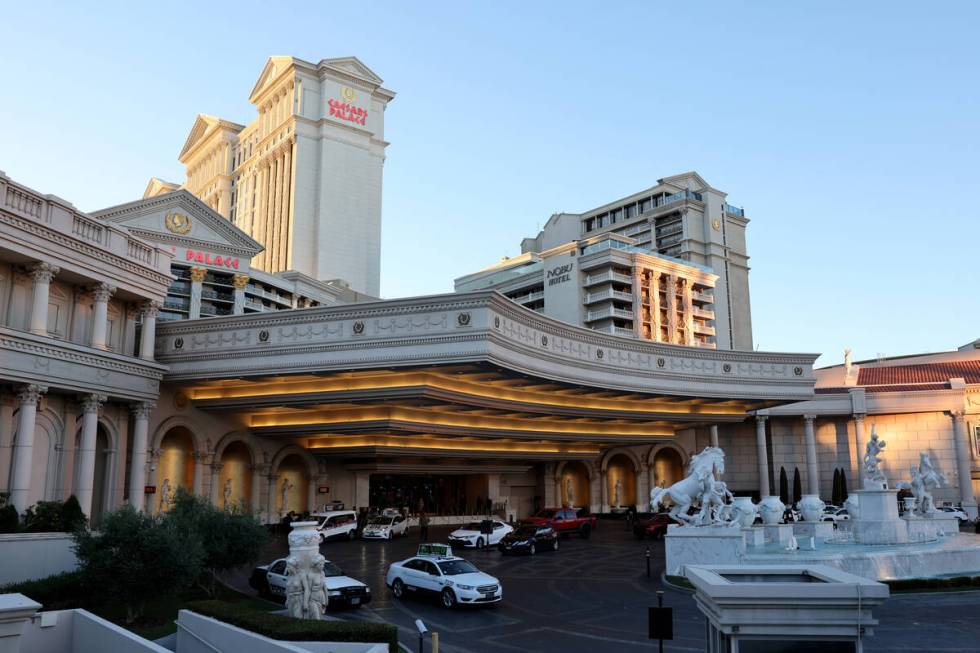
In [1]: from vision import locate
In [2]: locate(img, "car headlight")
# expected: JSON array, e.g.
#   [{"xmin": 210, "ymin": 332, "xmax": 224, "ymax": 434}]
[
  {"xmin": 456, "ymin": 584, "xmax": 474, "ymax": 590},
  {"xmin": 328, "ymin": 590, "xmax": 342, "ymax": 597},
  {"xmin": 364, "ymin": 587, "xmax": 371, "ymax": 593}
]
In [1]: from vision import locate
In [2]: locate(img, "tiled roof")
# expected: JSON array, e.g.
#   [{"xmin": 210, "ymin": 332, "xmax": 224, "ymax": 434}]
[
  {"xmin": 857, "ymin": 360, "xmax": 980, "ymax": 386},
  {"xmin": 815, "ymin": 383, "xmax": 951, "ymax": 395}
]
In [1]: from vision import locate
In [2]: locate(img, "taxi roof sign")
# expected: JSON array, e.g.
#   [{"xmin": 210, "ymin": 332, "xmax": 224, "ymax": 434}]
[{"xmin": 417, "ymin": 543, "xmax": 453, "ymax": 558}]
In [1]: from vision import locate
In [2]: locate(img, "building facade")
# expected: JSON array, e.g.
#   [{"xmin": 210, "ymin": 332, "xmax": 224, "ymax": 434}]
[
  {"xmin": 163, "ymin": 56, "xmax": 395, "ymax": 296},
  {"xmin": 494, "ymin": 171, "xmax": 752, "ymax": 350},
  {"xmin": 455, "ymin": 231, "xmax": 720, "ymax": 347}
]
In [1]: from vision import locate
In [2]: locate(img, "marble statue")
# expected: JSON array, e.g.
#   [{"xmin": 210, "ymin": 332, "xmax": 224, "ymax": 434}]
[
  {"xmin": 285, "ymin": 557, "xmax": 305, "ymax": 618},
  {"xmin": 305, "ymin": 555, "xmax": 328, "ymax": 620},
  {"xmin": 650, "ymin": 446, "xmax": 729, "ymax": 526},
  {"xmin": 281, "ymin": 478, "xmax": 293, "ymax": 514},
  {"xmin": 223, "ymin": 479, "xmax": 232, "ymax": 507},
  {"xmin": 159, "ymin": 478, "xmax": 172, "ymax": 510},
  {"xmin": 565, "ymin": 477, "xmax": 574, "ymax": 508},
  {"xmin": 897, "ymin": 453, "xmax": 947, "ymax": 515},
  {"xmin": 613, "ymin": 478, "xmax": 622, "ymax": 508},
  {"xmin": 862, "ymin": 425, "xmax": 888, "ymax": 489},
  {"xmin": 844, "ymin": 348, "xmax": 853, "ymax": 374}
]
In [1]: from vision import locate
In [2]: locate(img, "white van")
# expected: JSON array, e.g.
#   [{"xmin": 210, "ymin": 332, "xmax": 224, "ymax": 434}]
[{"xmin": 312, "ymin": 510, "xmax": 358, "ymax": 542}]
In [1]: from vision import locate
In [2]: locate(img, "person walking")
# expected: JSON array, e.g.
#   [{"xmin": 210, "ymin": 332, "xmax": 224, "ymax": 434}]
[{"xmin": 419, "ymin": 511, "xmax": 430, "ymax": 541}]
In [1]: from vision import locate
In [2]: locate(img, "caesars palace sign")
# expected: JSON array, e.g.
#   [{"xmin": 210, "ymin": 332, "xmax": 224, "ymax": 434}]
[{"xmin": 327, "ymin": 86, "xmax": 368, "ymax": 126}]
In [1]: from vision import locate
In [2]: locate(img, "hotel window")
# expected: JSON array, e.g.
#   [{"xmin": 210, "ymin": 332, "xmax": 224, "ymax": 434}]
[
  {"xmin": 610, "ymin": 208, "xmax": 622, "ymax": 223},
  {"xmin": 624, "ymin": 204, "xmax": 636, "ymax": 219},
  {"xmin": 640, "ymin": 198, "xmax": 652, "ymax": 213}
]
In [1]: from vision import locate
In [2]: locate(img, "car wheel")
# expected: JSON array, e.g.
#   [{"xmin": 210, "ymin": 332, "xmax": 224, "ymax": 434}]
[
  {"xmin": 392, "ymin": 579, "xmax": 405, "ymax": 599},
  {"xmin": 476, "ymin": 537, "xmax": 485, "ymax": 549},
  {"xmin": 441, "ymin": 588, "xmax": 457, "ymax": 609},
  {"xmin": 553, "ymin": 538, "xmax": 559, "ymax": 551},
  {"xmin": 387, "ymin": 531, "xmax": 392, "ymax": 540},
  {"xmin": 529, "ymin": 543, "xmax": 536, "ymax": 556},
  {"xmin": 348, "ymin": 529, "xmax": 356, "ymax": 540},
  {"xmin": 580, "ymin": 524, "xmax": 592, "ymax": 539}
]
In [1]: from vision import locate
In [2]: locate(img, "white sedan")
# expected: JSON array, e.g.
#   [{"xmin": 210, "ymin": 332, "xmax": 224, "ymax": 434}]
[
  {"xmin": 386, "ymin": 552, "xmax": 502, "ymax": 608},
  {"xmin": 821, "ymin": 508, "xmax": 850, "ymax": 522},
  {"xmin": 938, "ymin": 506, "xmax": 969, "ymax": 523},
  {"xmin": 249, "ymin": 557, "xmax": 371, "ymax": 608},
  {"xmin": 448, "ymin": 520, "xmax": 513, "ymax": 548},
  {"xmin": 362, "ymin": 514, "xmax": 408, "ymax": 540}
]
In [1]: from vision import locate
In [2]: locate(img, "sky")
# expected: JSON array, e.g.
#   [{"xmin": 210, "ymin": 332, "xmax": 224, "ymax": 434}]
[{"xmin": 1, "ymin": 1, "xmax": 977, "ymax": 367}]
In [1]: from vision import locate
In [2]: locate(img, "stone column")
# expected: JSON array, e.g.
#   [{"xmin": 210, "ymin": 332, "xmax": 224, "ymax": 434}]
[
  {"xmin": 0, "ymin": 394, "xmax": 16, "ymax": 493},
  {"xmin": 189, "ymin": 266, "xmax": 207, "ymax": 319},
  {"xmin": 128, "ymin": 402, "xmax": 153, "ymax": 511},
  {"xmin": 635, "ymin": 466, "xmax": 649, "ymax": 511},
  {"xmin": 192, "ymin": 451, "xmax": 206, "ymax": 496},
  {"xmin": 803, "ymin": 415, "xmax": 820, "ymax": 496},
  {"xmin": 250, "ymin": 465, "xmax": 264, "ymax": 514},
  {"xmin": 88, "ymin": 283, "xmax": 116, "ymax": 350},
  {"xmin": 353, "ymin": 471, "xmax": 370, "ymax": 512},
  {"xmin": 232, "ymin": 274, "xmax": 249, "ymax": 315},
  {"xmin": 666, "ymin": 274, "xmax": 678, "ymax": 343},
  {"xmin": 307, "ymin": 477, "xmax": 318, "ymax": 513},
  {"xmin": 266, "ymin": 473, "xmax": 279, "ymax": 524},
  {"xmin": 9, "ymin": 385, "xmax": 47, "ymax": 511},
  {"xmin": 682, "ymin": 279, "xmax": 694, "ymax": 346},
  {"xmin": 710, "ymin": 424, "xmax": 720, "ymax": 448},
  {"xmin": 589, "ymin": 471, "xmax": 601, "ymax": 513},
  {"xmin": 139, "ymin": 300, "xmax": 160, "ymax": 361},
  {"xmin": 755, "ymin": 415, "xmax": 770, "ymax": 497},
  {"xmin": 950, "ymin": 410, "xmax": 977, "ymax": 518},
  {"xmin": 543, "ymin": 463, "xmax": 556, "ymax": 508},
  {"xmin": 599, "ymin": 468, "xmax": 608, "ymax": 513},
  {"xmin": 650, "ymin": 272, "xmax": 662, "ymax": 342},
  {"xmin": 75, "ymin": 394, "xmax": 106, "ymax": 519},
  {"xmin": 853, "ymin": 414, "xmax": 866, "ymax": 483},
  {"xmin": 28, "ymin": 263, "xmax": 59, "ymax": 335},
  {"xmin": 209, "ymin": 463, "xmax": 224, "ymax": 505}
]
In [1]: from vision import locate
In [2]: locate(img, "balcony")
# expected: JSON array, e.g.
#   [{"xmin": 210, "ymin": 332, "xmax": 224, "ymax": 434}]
[
  {"xmin": 692, "ymin": 307, "xmax": 714, "ymax": 319},
  {"xmin": 694, "ymin": 323, "xmax": 716, "ymax": 336},
  {"xmin": 584, "ymin": 289, "xmax": 634, "ymax": 304},
  {"xmin": 585, "ymin": 271, "xmax": 633, "ymax": 286},
  {"xmin": 591, "ymin": 324, "xmax": 637, "ymax": 338},
  {"xmin": 724, "ymin": 203, "xmax": 744, "ymax": 217},
  {"xmin": 693, "ymin": 291, "xmax": 714, "ymax": 303},
  {"xmin": 510, "ymin": 290, "xmax": 544, "ymax": 304},
  {"xmin": 586, "ymin": 307, "xmax": 634, "ymax": 321}
]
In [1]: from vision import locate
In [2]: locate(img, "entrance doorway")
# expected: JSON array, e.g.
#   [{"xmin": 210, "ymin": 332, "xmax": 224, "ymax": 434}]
[{"xmin": 369, "ymin": 474, "xmax": 493, "ymax": 515}]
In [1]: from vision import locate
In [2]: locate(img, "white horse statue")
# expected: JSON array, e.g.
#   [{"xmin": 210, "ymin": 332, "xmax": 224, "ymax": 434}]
[
  {"xmin": 897, "ymin": 452, "xmax": 947, "ymax": 515},
  {"xmin": 649, "ymin": 447, "xmax": 726, "ymax": 525}
]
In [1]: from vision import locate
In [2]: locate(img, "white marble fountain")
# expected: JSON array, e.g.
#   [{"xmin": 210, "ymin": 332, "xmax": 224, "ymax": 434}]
[{"xmin": 661, "ymin": 433, "xmax": 980, "ymax": 581}]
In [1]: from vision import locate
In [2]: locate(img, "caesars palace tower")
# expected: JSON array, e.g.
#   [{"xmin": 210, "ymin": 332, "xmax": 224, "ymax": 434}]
[{"xmin": 152, "ymin": 56, "xmax": 395, "ymax": 297}]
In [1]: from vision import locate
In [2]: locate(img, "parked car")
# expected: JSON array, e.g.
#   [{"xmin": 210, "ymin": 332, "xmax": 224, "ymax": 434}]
[
  {"xmin": 822, "ymin": 508, "xmax": 850, "ymax": 522},
  {"xmin": 498, "ymin": 524, "xmax": 559, "ymax": 555},
  {"xmin": 312, "ymin": 510, "xmax": 358, "ymax": 541},
  {"xmin": 386, "ymin": 545, "xmax": 502, "ymax": 608},
  {"xmin": 362, "ymin": 513, "xmax": 408, "ymax": 540},
  {"xmin": 448, "ymin": 520, "xmax": 513, "ymax": 548},
  {"xmin": 938, "ymin": 506, "xmax": 969, "ymax": 523},
  {"xmin": 633, "ymin": 513, "xmax": 680, "ymax": 540},
  {"xmin": 521, "ymin": 508, "xmax": 597, "ymax": 539},
  {"xmin": 249, "ymin": 557, "xmax": 371, "ymax": 608}
]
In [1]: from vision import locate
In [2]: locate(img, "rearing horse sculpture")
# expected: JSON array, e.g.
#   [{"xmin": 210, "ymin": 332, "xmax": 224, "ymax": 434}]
[{"xmin": 649, "ymin": 447, "xmax": 726, "ymax": 525}]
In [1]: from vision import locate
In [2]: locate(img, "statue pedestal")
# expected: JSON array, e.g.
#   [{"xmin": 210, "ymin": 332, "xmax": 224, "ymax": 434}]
[
  {"xmin": 763, "ymin": 524, "xmax": 794, "ymax": 545},
  {"xmin": 742, "ymin": 526, "xmax": 765, "ymax": 548},
  {"xmin": 852, "ymin": 489, "xmax": 908, "ymax": 545},
  {"xmin": 793, "ymin": 521, "xmax": 835, "ymax": 543},
  {"xmin": 665, "ymin": 524, "xmax": 745, "ymax": 576}
]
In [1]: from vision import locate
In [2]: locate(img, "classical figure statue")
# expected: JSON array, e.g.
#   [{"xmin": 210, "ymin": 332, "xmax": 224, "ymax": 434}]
[
  {"xmin": 897, "ymin": 453, "xmax": 947, "ymax": 515},
  {"xmin": 862, "ymin": 425, "xmax": 888, "ymax": 489},
  {"xmin": 285, "ymin": 557, "xmax": 306, "ymax": 618},
  {"xmin": 650, "ymin": 446, "xmax": 729, "ymax": 526},
  {"xmin": 281, "ymin": 478, "xmax": 293, "ymax": 514},
  {"xmin": 305, "ymin": 555, "xmax": 328, "ymax": 620},
  {"xmin": 565, "ymin": 477, "xmax": 574, "ymax": 508},
  {"xmin": 613, "ymin": 478, "xmax": 623, "ymax": 508},
  {"xmin": 223, "ymin": 479, "xmax": 233, "ymax": 507},
  {"xmin": 159, "ymin": 478, "xmax": 172, "ymax": 511}
]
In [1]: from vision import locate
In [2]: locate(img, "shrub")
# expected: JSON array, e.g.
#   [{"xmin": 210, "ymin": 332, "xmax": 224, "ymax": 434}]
[
  {"xmin": 19, "ymin": 496, "xmax": 87, "ymax": 533},
  {"xmin": 186, "ymin": 600, "xmax": 398, "ymax": 652},
  {"xmin": 0, "ymin": 504, "xmax": 18, "ymax": 533},
  {"xmin": 74, "ymin": 506, "xmax": 203, "ymax": 623},
  {"xmin": 60, "ymin": 495, "xmax": 87, "ymax": 532},
  {"xmin": 0, "ymin": 571, "xmax": 88, "ymax": 610},
  {"xmin": 885, "ymin": 576, "xmax": 980, "ymax": 592},
  {"xmin": 165, "ymin": 489, "xmax": 268, "ymax": 597}
]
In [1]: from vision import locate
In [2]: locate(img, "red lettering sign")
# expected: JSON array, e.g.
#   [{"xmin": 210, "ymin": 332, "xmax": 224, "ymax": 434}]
[
  {"xmin": 327, "ymin": 98, "xmax": 368, "ymax": 126},
  {"xmin": 183, "ymin": 249, "xmax": 240, "ymax": 269}
]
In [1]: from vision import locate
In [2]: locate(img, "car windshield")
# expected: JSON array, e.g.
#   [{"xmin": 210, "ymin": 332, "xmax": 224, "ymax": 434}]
[
  {"xmin": 534, "ymin": 510, "xmax": 557, "ymax": 519},
  {"xmin": 323, "ymin": 562, "xmax": 344, "ymax": 577},
  {"xmin": 461, "ymin": 522, "xmax": 483, "ymax": 530},
  {"xmin": 438, "ymin": 560, "xmax": 479, "ymax": 576},
  {"xmin": 512, "ymin": 527, "xmax": 538, "ymax": 538},
  {"xmin": 367, "ymin": 517, "xmax": 391, "ymax": 526}
]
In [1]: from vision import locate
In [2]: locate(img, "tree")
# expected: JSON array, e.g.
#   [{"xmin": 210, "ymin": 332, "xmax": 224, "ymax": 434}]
[
  {"xmin": 165, "ymin": 489, "xmax": 268, "ymax": 597},
  {"xmin": 793, "ymin": 467, "xmax": 802, "ymax": 506},
  {"xmin": 23, "ymin": 496, "xmax": 87, "ymax": 533},
  {"xmin": 832, "ymin": 468, "xmax": 841, "ymax": 506},
  {"xmin": 74, "ymin": 506, "xmax": 202, "ymax": 623},
  {"xmin": 778, "ymin": 467, "xmax": 789, "ymax": 504},
  {"xmin": 840, "ymin": 469, "xmax": 849, "ymax": 503}
]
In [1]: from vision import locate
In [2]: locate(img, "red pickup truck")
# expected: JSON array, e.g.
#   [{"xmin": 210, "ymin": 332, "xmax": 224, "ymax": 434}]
[{"xmin": 521, "ymin": 508, "xmax": 597, "ymax": 539}]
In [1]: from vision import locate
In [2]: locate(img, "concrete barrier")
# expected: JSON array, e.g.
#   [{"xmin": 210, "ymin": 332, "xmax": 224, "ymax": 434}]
[{"xmin": 0, "ymin": 534, "xmax": 77, "ymax": 585}]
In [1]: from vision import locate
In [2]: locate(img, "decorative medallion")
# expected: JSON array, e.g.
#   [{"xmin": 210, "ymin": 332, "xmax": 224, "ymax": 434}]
[
  {"xmin": 352, "ymin": 321, "xmax": 365, "ymax": 334},
  {"xmin": 164, "ymin": 210, "xmax": 192, "ymax": 235},
  {"xmin": 723, "ymin": 363, "xmax": 732, "ymax": 373},
  {"xmin": 258, "ymin": 329, "xmax": 270, "ymax": 342},
  {"xmin": 657, "ymin": 357, "xmax": 666, "ymax": 368},
  {"xmin": 457, "ymin": 312, "xmax": 471, "ymax": 326},
  {"xmin": 173, "ymin": 392, "xmax": 189, "ymax": 411},
  {"xmin": 711, "ymin": 218, "xmax": 722, "ymax": 232},
  {"xmin": 174, "ymin": 337, "xmax": 184, "ymax": 350},
  {"xmin": 541, "ymin": 335, "xmax": 548, "ymax": 347},
  {"xmin": 596, "ymin": 348, "xmax": 604, "ymax": 359},
  {"xmin": 494, "ymin": 316, "xmax": 500, "ymax": 329},
  {"xmin": 794, "ymin": 366, "xmax": 803, "ymax": 376},
  {"xmin": 341, "ymin": 86, "xmax": 357, "ymax": 103}
]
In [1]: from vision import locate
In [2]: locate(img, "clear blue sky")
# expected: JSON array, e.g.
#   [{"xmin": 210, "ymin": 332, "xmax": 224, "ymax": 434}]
[{"xmin": 2, "ymin": 2, "xmax": 977, "ymax": 366}]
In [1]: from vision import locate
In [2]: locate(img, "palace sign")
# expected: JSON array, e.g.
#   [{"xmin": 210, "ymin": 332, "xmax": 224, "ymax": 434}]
[
  {"xmin": 328, "ymin": 98, "xmax": 368, "ymax": 126},
  {"xmin": 185, "ymin": 249, "xmax": 240, "ymax": 269}
]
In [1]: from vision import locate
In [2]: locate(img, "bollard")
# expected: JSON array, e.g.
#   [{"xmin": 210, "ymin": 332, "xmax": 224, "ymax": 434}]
[
  {"xmin": 646, "ymin": 545, "xmax": 651, "ymax": 579},
  {"xmin": 657, "ymin": 591, "xmax": 665, "ymax": 653},
  {"xmin": 432, "ymin": 632, "xmax": 439, "ymax": 653}
]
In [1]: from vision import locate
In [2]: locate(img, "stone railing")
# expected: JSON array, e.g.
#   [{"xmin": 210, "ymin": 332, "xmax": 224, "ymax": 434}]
[{"xmin": 157, "ymin": 291, "xmax": 818, "ymax": 401}]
